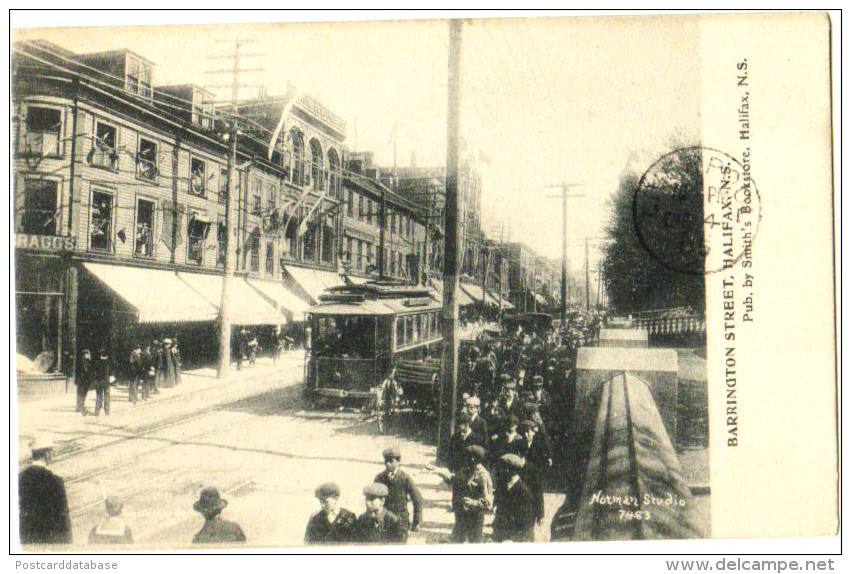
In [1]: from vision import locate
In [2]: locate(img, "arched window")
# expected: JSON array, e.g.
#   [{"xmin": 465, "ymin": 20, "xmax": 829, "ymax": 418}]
[
  {"xmin": 327, "ymin": 148, "xmax": 340, "ymax": 199},
  {"xmin": 309, "ymin": 138, "xmax": 323, "ymax": 192},
  {"xmin": 289, "ymin": 129, "xmax": 305, "ymax": 185}
]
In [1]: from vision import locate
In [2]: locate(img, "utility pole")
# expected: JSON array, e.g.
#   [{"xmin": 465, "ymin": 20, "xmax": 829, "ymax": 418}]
[
  {"xmin": 210, "ymin": 39, "xmax": 262, "ymax": 380},
  {"xmin": 585, "ymin": 236, "xmax": 590, "ymax": 312},
  {"xmin": 379, "ymin": 187, "xmax": 386, "ymax": 279},
  {"xmin": 437, "ymin": 19, "xmax": 462, "ymax": 465},
  {"xmin": 544, "ymin": 184, "xmax": 584, "ymax": 325}
]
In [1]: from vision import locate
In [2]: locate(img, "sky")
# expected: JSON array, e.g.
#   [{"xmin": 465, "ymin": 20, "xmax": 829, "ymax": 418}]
[{"xmin": 12, "ymin": 12, "xmax": 701, "ymax": 274}]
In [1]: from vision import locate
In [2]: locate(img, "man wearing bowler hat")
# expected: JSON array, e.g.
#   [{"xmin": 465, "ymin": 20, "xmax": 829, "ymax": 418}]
[
  {"xmin": 19, "ymin": 436, "xmax": 72, "ymax": 544},
  {"xmin": 354, "ymin": 483, "xmax": 407, "ymax": 544},
  {"xmin": 374, "ymin": 446, "xmax": 423, "ymax": 532},
  {"xmin": 191, "ymin": 487, "xmax": 246, "ymax": 544},
  {"xmin": 305, "ymin": 482, "xmax": 357, "ymax": 544}
]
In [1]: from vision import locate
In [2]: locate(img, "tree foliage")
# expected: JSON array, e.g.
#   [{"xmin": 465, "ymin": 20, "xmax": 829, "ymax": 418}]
[{"xmin": 602, "ymin": 148, "xmax": 705, "ymax": 315}]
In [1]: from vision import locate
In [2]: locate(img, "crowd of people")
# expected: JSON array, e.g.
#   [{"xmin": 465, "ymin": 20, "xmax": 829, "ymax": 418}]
[
  {"xmin": 21, "ymin": 312, "xmax": 604, "ymax": 547},
  {"xmin": 74, "ymin": 338, "xmax": 182, "ymax": 417}
]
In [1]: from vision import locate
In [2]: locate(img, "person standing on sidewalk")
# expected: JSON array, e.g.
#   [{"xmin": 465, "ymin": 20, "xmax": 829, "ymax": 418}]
[
  {"xmin": 171, "ymin": 338, "xmax": 183, "ymax": 385},
  {"xmin": 75, "ymin": 349, "xmax": 93, "ymax": 415},
  {"xmin": 247, "ymin": 334, "xmax": 260, "ymax": 368},
  {"xmin": 161, "ymin": 339, "xmax": 178, "ymax": 388},
  {"xmin": 88, "ymin": 496, "xmax": 133, "ymax": 545},
  {"xmin": 304, "ymin": 482, "xmax": 357, "ymax": 544},
  {"xmin": 354, "ymin": 483, "xmax": 407, "ymax": 544},
  {"xmin": 93, "ymin": 347, "xmax": 115, "ymax": 417},
  {"xmin": 152, "ymin": 339, "xmax": 164, "ymax": 393},
  {"xmin": 141, "ymin": 343, "xmax": 154, "ymax": 399},
  {"xmin": 432, "ymin": 445, "xmax": 494, "ymax": 543},
  {"xmin": 19, "ymin": 436, "xmax": 72, "ymax": 545},
  {"xmin": 492, "ymin": 454, "xmax": 536, "ymax": 543},
  {"xmin": 128, "ymin": 343, "xmax": 144, "ymax": 405}
]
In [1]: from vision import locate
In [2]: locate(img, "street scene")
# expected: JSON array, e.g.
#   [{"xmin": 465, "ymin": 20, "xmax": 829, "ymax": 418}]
[{"xmin": 14, "ymin": 16, "xmax": 711, "ymax": 549}]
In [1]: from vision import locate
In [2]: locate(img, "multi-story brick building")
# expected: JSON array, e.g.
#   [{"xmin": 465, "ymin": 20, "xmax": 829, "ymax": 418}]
[{"xmin": 12, "ymin": 40, "xmax": 353, "ymax": 377}]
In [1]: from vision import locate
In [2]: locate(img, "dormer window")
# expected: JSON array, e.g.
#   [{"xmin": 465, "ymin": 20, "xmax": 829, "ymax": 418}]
[
  {"xmin": 192, "ymin": 91, "xmax": 215, "ymax": 129},
  {"xmin": 125, "ymin": 55, "xmax": 152, "ymax": 99}
]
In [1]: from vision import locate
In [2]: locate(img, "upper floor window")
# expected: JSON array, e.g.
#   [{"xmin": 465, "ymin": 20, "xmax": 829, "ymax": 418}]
[
  {"xmin": 248, "ymin": 232, "xmax": 261, "ymax": 272},
  {"xmin": 216, "ymin": 218, "xmax": 227, "ymax": 268},
  {"xmin": 310, "ymin": 139, "xmax": 323, "ymax": 192},
  {"xmin": 289, "ymin": 130, "xmax": 306, "ymax": 186},
  {"xmin": 347, "ymin": 189, "xmax": 354, "ymax": 217},
  {"xmin": 267, "ymin": 185, "xmax": 277, "ymax": 213},
  {"xmin": 187, "ymin": 213, "xmax": 212, "ymax": 265},
  {"xmin": 16, "ymin": 178, "xmax": 58, "ymax": 236},
  {"xmin": 327, "ymin": 149, "xmax": 341, "ymax": 198},
  {"xmin": 190, "ymin": 157, "xmax": 207, "ymax": 196},
  {"xmin": 358, "ymin": 195, "xmax": 365, "ymax": 221},
  {"xmin": 23, "ymin": 107, "xmax": 62, "ymax": 157},
  {"xmin": 126, "ymin": 55, "xmax": 152, "ymax": 99},
  {"xmin": 252, "ymin": 178, "xmax": 262, "ymax": 215},
  {"xmin": 367, "ymin": 199, "xmax": 374, "ymax": 225},
  {"xmin": 90, "ymin": 121, "xmax": 118, "ymax": 170},
  {"xmin": 265, "ymin": 241, "xmax": 275, "ymax": 275},
  {"xmin": 90, "ymin": 191, "xmax": 114, "ymax": 252},
  {"xmin": 136, "ymin": 137, "xmax": 159, "ymax": 182},
  {"xmin": 135, "ymin": 198, "xmax": 156, "ymax": 258},
  {"xmin": 219, "ymin": 168, "xmax": 228, "ymax": 204}
]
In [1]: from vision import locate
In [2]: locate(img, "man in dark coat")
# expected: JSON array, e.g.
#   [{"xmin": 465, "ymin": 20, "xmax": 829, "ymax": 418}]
[
  {"xmin": 141, "ymin": 344, "xmax": 155, "ymax": 400},
  {"xmin": 374, "ymin": 446, "xmax": 424, "ymax": 532},
  {"xmin": 19, "ymin": 437, "xmax": 72, "ymax": 544},
  {"xmin": 354, "ymin": 483, "xmax": 407, "ymax": 544},
  {"xmin": 447, "ymin": 414, "xmax": 485, "ymax": 473},
  {"xmin": 128, "ymin": 343, "xmax": 144, "ymax": 405},
  {"xmin": 191, "ymin": 487, "xmax": 246, "ymax": 544},
  {"xmin": 304, "ymin": 482, "xmax": 357, "ymax": 544},
  {"xmin": 433, "ymin": 445, "xmax": 494, "ymax": 543},
  {"xmin": 463, "ymin": 396, "xmax": 489, "ymax": 446},
  {"xmin": 492, "ymin": 454, "xmax": 536, "ymax": 542},
  {"xmin": 93, "ymin": 348, "xmax": 114, "ymax": 417},
  {"xmin": 75, "ymin": 349, "xmax": 93, "ymax": 415},
  {"xmin": 488, "ymin": 415, "xmax": 524, "ymax": 467}
]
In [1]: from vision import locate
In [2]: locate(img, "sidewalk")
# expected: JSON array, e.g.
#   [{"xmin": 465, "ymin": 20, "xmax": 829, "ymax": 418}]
[{"xmin": 16, "ymin": 350, "xmax": 307, "ymax": 460}]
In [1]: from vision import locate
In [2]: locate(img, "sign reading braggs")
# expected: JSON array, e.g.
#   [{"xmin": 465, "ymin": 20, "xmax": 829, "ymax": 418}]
[{"xmin": 16, "ymin": 234, "xmax": 76, "ymax": 251}]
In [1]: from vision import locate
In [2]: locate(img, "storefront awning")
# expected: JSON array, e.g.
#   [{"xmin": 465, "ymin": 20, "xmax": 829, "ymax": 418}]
[
  {"xmin": 460, "ymin": 282, "xmax": 486, "ymax": 303},
  {"xmin": 532, "ymin": 292, "xmax": 548, "ymax": 306},
  {"xmin": 178, "ymin": 272, "xmax": 286, "ymax": 326},
  {"xmin": 283, "ymin": 265, "xmax": 346, "ymax": 305},
  {"xmin": 431, "ymin": 280, "xmax": 475, "ymax": 307},
  {"xmin": 247, "ymin": 278, "xmax": 310, "ymax": 321},
  {"xmin": 83, "ymin": 263, "xmax": 218, "ymax": 323},
  {"xmin": 488, "ymin": 292, "xmax": 514, "ymax": 310}
]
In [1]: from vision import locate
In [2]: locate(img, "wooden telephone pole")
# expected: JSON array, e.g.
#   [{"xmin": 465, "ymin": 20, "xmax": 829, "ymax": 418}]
[
  {"xmin": 544, "ymin": 184, "xmax": 584, "ymax": 324},
  {"xmin": 437, "ymin": 19, "xmax": 462, "ymax": 464}
]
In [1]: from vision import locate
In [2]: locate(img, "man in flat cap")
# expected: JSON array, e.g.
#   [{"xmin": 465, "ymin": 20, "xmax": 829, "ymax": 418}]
[
  {"xmin": 19, "ymin": 436, "xmax": 72, "ymax": 545},
  {"xmin": 305, "ymin": 482, "xmax": 357, "ymax": 544},
  {"xmin": 492, "ymin": 454, "xmax": 536, "ymax": 543},
  {"xmin": 520, "ymin": 418, "xmax": 552, "ymax": 472},
  {"xmin": 489, "ymin": 415, "xmax": 524, "ymax": 467},
  {"xmin": 374, "ymin": 446, "xmax": 423, "ymax": 532},
  {"xmin": 355, "ymin": 483, "xmax": 407, "ymax": 544},
  {"xmin": 433, "ymin": 445, "xmax": 494, "ymax": 543},
  {"xmin": 88, "ymin": 496, "xmax": 133, "ymax": 545},
  {"xmin": 447, "ymin": 413, "xmax": 485, "ymax": 473},
  {"xmin": 191, "ymin": 487, "xmax": 246, "ymax": 544}
]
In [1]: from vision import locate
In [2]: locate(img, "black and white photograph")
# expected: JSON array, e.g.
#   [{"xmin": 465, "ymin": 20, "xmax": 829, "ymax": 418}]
[{"xmin": 11, "ymin": 11, "xmax": 838, "ymax": 555}]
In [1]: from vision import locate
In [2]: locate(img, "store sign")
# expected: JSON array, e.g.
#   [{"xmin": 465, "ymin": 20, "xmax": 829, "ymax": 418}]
[{"xmin": 15, "ymin": 233, "xmax": 76, "ymax": 251}]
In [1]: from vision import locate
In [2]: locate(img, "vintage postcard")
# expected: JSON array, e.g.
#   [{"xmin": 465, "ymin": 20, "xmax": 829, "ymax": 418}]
[{"xmin": 10, "ymin": 11, "xmax": 838, "ymax": 553}]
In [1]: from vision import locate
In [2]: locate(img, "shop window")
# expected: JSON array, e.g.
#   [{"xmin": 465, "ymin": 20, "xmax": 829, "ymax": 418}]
[
  {"xmin": 190, "ymin": 158, "xmax": 207, "ymax": 196},
  {"xmin": 135, "ymin": 198, "xmax": 155, "ymax": 258},
  {"xmin": 23, "ymin": 107, "xmax": 61, "ymax": 156},
  {"xmin": 16, "ymin": 179, "xmax": 59, "ymax": 236},
  {"xmin": 187, "ymin": 213, "xmax": 211, "ymax": 265},
  {"xmin": 90, "ymin": 191, "xmax": 114, "ymax": 251},
  {"xmin": 136, "ymin": 137, "xmax": 158, "ymax": 182},
  {"xmin": 265, "ymin": 241, "xmax": 275, "ymax": 275},
  {"xmin": 89, "ymin": 122, "xmax": 118, "ymax": 169}
]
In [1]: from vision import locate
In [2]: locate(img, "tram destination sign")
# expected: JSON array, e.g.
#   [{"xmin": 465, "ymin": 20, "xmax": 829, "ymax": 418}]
[{"xmin": 15, "ymin": 233, "xmax": 76, "ymax": 251}]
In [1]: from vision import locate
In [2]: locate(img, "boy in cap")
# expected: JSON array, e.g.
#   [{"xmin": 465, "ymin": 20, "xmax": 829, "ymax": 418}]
[
  {"xmin": 463, "ymin": 395, "xmax": 489, "ymax": 446},
  {"xmin": 355, "ymin": 483, "xmax": 407, "ymax": 544},
  {"xmin": 305, "ymin": 482, "xmax": 357, "ymax": 544},
  {"xmin": 489, "ymin": 415, "xmax": 524, "ymax": 467},
  {"xmin": 432, "ymin": 445, "xmax": 493, "ymax": 543},
  {"xmin": 88, "ymin": 496, "xmax": 133, "ymax": 544},
  {"xmin": 374, "ymin": 446, "xmax": 424, "ymax": 532},
  {"xmin": 492, "ymin": 454, "xmax": 536, "ymax": 542},
  {"xmin": 191, "ymin": 487, "xmax": 246, "ymax": 544},
  {"xmin": 447, "ymin": 413, "xmax": 485, "ymax": 473}
]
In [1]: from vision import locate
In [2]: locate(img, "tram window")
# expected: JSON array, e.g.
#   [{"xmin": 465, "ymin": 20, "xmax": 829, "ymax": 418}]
[
  {"xmin": 396, "ymin": 318, "xmax": 405, "ymax": 347},
  {"xmin": 405, "ymin": 316, "xmax": 414, "ymax": 344},
  {"xmin": 314, "ymin": 315, "xmax": 375, "ymax": 357}
]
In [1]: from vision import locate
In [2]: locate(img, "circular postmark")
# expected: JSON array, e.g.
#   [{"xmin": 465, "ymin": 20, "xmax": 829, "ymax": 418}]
[{"xmin": 632, "ymin": 146, "xmax": 761, "ymax": 275}]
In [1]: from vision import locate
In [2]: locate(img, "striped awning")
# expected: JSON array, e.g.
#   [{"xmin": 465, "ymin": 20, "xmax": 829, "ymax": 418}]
[
  {"xmin": 247, "ymin": 278, "xmax": 310, "ymax": 321},
  {"xmin": 178, "ymin": 273, "xmax": 286, "ymax": 326},
  {"xmin": 283, "ymin": 265, "xmax": 346, "ymax": 304}
]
